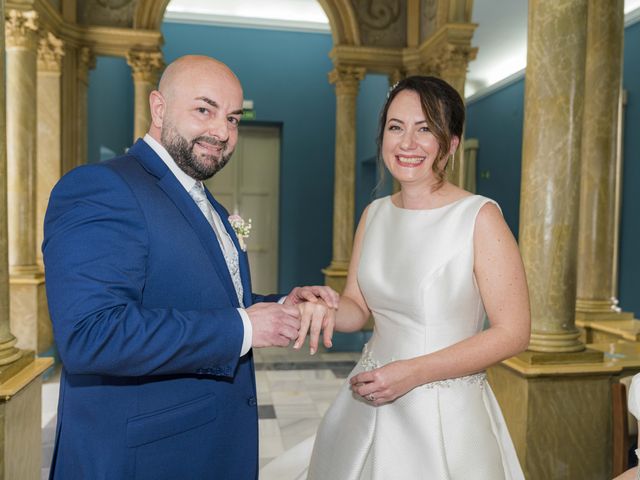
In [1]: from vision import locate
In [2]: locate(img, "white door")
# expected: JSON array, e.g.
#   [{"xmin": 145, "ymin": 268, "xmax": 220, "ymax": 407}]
[{"xmin": 205, "ymin": 124, "xmax": 280, "ymax": 294}]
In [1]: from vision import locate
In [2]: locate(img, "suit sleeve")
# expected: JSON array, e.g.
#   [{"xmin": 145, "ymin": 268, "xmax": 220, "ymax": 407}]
[{"xmin": 43, "ymin": 164, "xmax": 244, "ymax": 378}]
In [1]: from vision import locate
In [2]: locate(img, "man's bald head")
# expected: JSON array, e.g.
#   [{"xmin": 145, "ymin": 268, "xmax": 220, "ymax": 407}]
[
  {"xmin": 147, "ymin": 55, "xmax": 244, "ymax": 181},
  {"xmin": 157, "ymin": 55, "xmax": 241, "ymax": 102}
]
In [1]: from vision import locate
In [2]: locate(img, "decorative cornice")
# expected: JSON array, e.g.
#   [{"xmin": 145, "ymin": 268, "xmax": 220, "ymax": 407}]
[
  {"xmin": 5, "ymin": 9, "xmax": 39, "ymax": 49},
  {"xmin": 328, "ymin": 65, "xmax": 366, "ymax": 95},
  {"xmin": 330, "ymin": 45, "xmax": 402, "ymax": 74},
  {"xmin": 82, "ymin": 25, "xmax": 163, "ymax": 57},
  {"xmin": 126, "ymin": 49, "xmax": 165, "ymax": 83},
  {"xmin": 37, "ymin": 31, "xmax": 64, "ymax": 72}
]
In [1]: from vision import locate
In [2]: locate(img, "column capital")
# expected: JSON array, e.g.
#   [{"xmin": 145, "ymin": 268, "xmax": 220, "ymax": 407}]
[
  {"xmin": 5, "ymin": 9, "xmax": 38, "ymax": 49},
  {"xmin": 77, "ymin": 46, "xmax": 96, "ymax": 84},
  {"xmin": 126, "ymin": 49, "xmax": 165, "ymax": 84},
  {"xmin": 433, "ymin": 44, "xmax": 477, "ymax": 78},
  {"xmin": 328, "ymin": 65, "xmax": 366, "ymax": 96},
  {"xmin": 37, "ymin": 32, "xmax": 64, "ymax": 73},
  {"xmin": 389, "ymin": 68, "xmax": 405, "ymax": 88}
]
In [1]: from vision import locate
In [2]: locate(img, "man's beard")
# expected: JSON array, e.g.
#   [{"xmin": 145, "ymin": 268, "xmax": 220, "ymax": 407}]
[{"xmin": 161, "ymin": 124, "xmax": 233, "ymax": 181}]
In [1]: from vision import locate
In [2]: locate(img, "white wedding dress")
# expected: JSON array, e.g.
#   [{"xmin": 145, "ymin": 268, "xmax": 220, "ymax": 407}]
[{"xmin": 305, "ymin": 195, "xmax": 525, "ymax": 480}]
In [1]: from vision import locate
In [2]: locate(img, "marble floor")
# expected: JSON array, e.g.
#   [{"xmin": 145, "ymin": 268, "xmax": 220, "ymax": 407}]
[{"xmin": 40, "ymin": 344, "xmax": 361, "ymax": 479}]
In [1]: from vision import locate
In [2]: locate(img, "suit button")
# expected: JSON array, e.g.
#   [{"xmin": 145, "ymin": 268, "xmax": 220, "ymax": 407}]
[{"xmin": 248, "ymin": 396, "xmax": 257, "ymax": 406}]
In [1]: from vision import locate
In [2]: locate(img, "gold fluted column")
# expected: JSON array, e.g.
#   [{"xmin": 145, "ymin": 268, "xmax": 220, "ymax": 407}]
[
  {"xmin": 76, "ymin": 46, "xmax": 95, "ymax": 165},
  {"xmin": 438, "ymin": 46, "xmax": 475, "ymax": 188},
  {"xmin": 127, "ymin": 49, "xmax": 164, "ymax": 140},
  {"xmin": 487, "ymin": 2, "xmax": 618, "ymax": 478},
  {"xmin": 0, "ymin": 9, "xmax": 22, "ymax": 370},
  {"xmin": 5, "ymin": 9, "xmax": 39, "ymax": 276},
  {"xmin": 575, "ymin": 0, "xmax": 629, "ymax": 321},
  {"xmin": 5, "ymin": 8, "xmax": 52, "ymax": 355},
  {"xmin": 36, "ymin": 32, "xmax": 64, "ymax": 269},
  {"xmin": 519, "ymin": 0, "xmax": 587, "ymax": 354},
  {"xmin": 323, "ymin": 65, "xmax": 365, "ymax": 293},
  {"xmin": 0, "ymin": 2, "xmax": 53, "ymax": 477}
]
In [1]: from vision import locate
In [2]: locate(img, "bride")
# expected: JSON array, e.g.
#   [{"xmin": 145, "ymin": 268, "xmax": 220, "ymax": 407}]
[{"xmin": 294, "ymin": 75, "xmax": 530, "ymax": 479}]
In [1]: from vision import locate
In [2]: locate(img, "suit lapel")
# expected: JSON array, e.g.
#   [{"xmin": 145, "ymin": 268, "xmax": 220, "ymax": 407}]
[
  {"xmin": 207, "ymin": 193, "xmax": 253, "ymax": 307},
  {"xmin": 129, "ymin": 140, "xmax": 240, "ymax": 306}
]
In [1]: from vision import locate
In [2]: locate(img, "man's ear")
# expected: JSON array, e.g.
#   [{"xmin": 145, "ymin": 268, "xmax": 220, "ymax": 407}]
[
  {"xmin": 149, "ymin": 90, "xmax": 165, "ymax": 129},
  {"xmin": 448, "ymin": 136, "xmax": 461, "ymax": 156}
]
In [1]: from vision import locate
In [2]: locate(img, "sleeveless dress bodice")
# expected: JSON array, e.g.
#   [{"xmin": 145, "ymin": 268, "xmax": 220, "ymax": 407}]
[{"xmin": 306, "ymin": 195, "xmax": 525, "ymax": 480}]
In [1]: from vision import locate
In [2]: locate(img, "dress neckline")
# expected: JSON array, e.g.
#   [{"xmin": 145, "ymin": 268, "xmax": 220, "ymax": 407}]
[{"xmin": 388, "ymin": 194, "xmax": 477, "ymax": 212}]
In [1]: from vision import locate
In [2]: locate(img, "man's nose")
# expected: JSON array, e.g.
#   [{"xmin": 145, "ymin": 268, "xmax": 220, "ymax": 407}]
[{"xmin": 206, "ymin": 115, "xmax": 229, "ymax": 142}]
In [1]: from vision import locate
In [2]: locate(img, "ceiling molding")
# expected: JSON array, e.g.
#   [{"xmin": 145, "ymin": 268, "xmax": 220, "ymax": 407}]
[{"xmin": 163, "ymin": 11, "xmax": 331, "ymax": 34}]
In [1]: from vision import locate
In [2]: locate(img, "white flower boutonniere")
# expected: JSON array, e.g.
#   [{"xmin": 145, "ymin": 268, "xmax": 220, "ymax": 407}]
[{"xmin": 228, "ymin": 214, "xmax": 252, "ymax": 252}]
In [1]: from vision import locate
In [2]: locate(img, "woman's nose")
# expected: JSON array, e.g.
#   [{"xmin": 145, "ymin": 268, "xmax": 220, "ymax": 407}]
[{"xmin": 400, "ymin": 131, "xmax": 416, "ymax": 149}]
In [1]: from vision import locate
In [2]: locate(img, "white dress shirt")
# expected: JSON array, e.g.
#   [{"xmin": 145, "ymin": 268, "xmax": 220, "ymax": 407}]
[{"xmin": 143, "ymin": 134, "xmax": 253, "ymax": 356}]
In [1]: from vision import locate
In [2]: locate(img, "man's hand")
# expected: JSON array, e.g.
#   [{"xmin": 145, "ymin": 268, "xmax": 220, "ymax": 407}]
[
  {"xmin": 294, "ymin": 301, "xmax": 335, "ymax": 355},
  {"xmin": 283, "ymin": 285, "xmax": 339, "ymax": 309},
  {"xmin": 246, "ymin": 303, "xmax": 301, "ymax": 348}
]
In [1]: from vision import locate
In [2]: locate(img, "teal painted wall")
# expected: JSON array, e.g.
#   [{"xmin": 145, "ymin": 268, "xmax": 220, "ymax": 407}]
[
  {"xmin": 619, "ymin": 21, "xmax": 640, "ymax": 318},
  {"xmin": 466, "ymin": 21, "xmax": 640, "ymax": 317},
  {"xmin": 88, "ymin": 56, "xmax": 133, "ymax": 162},
  {"xmin": 466, "ymin": 79, "xmax": 525, "ymax": 238}
]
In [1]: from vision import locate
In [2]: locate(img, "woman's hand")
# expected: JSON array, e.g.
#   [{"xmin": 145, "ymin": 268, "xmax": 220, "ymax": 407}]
[
  {"xmin": 349, "ymin": 359, "xmax": 420, "ymax": 406},
  {"xmin": 294, "ymin": 300, "xmax": 336, "ymax": 355},
  {"xmin": 284, "ymin": 285, "xmax": 339, "ymax": 309}
]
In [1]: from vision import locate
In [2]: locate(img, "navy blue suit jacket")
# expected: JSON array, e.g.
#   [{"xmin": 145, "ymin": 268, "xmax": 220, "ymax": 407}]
[{"xmin": 43, "ymin": 140, "xmax": 279, "ymax": 479}]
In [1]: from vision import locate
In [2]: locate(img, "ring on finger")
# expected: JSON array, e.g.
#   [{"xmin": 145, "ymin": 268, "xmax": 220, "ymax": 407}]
[{"xmin": 366, "ymin": 393, "xmax": 375, "ymax": 401}]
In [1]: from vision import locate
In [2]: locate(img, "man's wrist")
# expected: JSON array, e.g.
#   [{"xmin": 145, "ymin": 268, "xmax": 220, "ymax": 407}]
[{"xmin": 238, "ymin": 309, "xmax": 252, "ymax": 356}]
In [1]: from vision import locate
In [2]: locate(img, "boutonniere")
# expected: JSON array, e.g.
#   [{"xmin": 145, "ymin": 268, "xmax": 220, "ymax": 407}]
[{"xmin": 228, "ymin": 214, "xmax": 252, "ymax": 252}]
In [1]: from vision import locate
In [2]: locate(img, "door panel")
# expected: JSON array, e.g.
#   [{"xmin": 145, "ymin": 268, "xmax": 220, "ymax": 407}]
[{"xmin": 205, "ymin": 125, "xmax": 280, "ymax": 294}]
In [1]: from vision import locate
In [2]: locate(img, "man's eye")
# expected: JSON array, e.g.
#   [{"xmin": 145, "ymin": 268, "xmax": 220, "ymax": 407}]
[
  {"xmin": 228, "ymin": 117, "xmax": 240, "ymax": 126},
  {"xmin": 197, "ymin": 107, "xmax": 208, "ymax": 114}
]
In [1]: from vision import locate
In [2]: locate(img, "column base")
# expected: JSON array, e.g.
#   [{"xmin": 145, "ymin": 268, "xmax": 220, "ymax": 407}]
[
  {"xmin": 0, "ymin": 355, "xmax": 53, "ymax": 480},
  {"xmin": 9, "ymin": 272, "xmax": 52, "ymax": 354},
  {"xmin": 322, "ymin": 263, "xmax": 348, "ymax": 295},
  {"xmin": 528, "ymin": 329, "xmax": 585, "ymax": 353},
  {"xmin": 578, "ymin": 317, "xmax": 640, "ymax": 343},
  {"xmin": 488, "ymin": 353, "xmax": 621, "ymax": 480},
  {"xmin": 323, "ymin": 263, "xmax": 374, "ymax": 330}
]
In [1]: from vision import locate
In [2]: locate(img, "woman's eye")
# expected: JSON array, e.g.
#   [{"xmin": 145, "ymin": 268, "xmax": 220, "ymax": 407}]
[
  {"xmin": 388, "ymin": 125, "xmax": 401, "ymax": 131},
  {"xmin": 419, "ymin": 126, "xmax": 430, "ymax": 133}
]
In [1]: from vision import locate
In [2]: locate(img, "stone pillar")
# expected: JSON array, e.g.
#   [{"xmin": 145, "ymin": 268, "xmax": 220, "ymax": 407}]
[
  {"xmin": 575, "ymin": 0, "xmax": 628, "ymax": 321},
  {"xmin": 0, "ymin": 10, "xmax": 21, "ymax": 369},
  {"xmin": 127, "ymin": 49, "xmax": 164, "ymax": 140},
  {"xmin": 488, "ymin": 2, "xmax": 616, "ymax": 478},
  {"xmin": 519, "ymin": 0, "xmax": 587, "ymax": 354},
  {"xmin": 0, "ymin": 2, "xmax": 54, "ymax": 478},
  {"xmin": 438, "ymin": 46, "xmax": 475, "ymax": 188},
  {"xmin": 323, "ymin": 65, "xmax": 365, "ymax": 293},
  {"xmin": 5, "ymin": 9, "xmax": 38, "ymax": 276},
  {"xmin": 76, "ymin": 46, "xmax": 95, "ymax": 165},
  {"xmin": 5, "ymin": 9, "xmax": 52, "ymax": 354},
  {"xmin": 36, "ymin": 32, "xmax": 64, "ymax": 269}
]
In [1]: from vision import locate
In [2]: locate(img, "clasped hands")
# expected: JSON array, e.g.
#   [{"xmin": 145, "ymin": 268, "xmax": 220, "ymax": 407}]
[{"xmin": 247, "ymin": 285, "xmax": 338, "ymax": 355}]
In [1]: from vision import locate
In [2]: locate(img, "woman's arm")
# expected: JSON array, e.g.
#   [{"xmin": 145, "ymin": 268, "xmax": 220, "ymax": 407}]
[{"xmin": 351, "ymin": 202, "xmax": 531, "ymax": 404}]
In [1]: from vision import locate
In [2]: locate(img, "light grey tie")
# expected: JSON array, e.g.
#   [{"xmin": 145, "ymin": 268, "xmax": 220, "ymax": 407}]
[{"xmin": 189, "ymin": 182, "xmax": 244, "ymax": 307}]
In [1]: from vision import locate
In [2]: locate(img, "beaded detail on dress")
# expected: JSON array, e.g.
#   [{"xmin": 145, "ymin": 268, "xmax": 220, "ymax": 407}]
[{"xmin": 358, "ymin": 343, "xmax": 486, "ymax": 389}]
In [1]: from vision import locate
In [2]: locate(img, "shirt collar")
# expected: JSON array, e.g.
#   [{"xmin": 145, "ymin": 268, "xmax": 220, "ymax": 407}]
[{"xmin": 143, "ymin": 134, "xmax": 198, "ymax": 193}]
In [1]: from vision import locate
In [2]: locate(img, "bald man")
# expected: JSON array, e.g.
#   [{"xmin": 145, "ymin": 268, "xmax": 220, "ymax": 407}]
[{"xmin": 43, "ymin": 55, "xmax": 336, "ymax": 479}]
